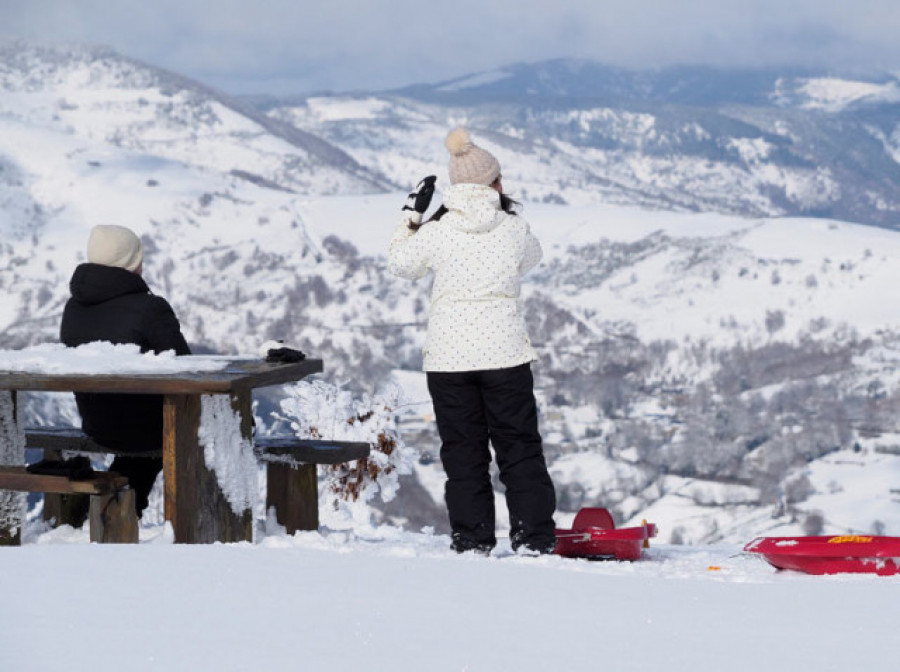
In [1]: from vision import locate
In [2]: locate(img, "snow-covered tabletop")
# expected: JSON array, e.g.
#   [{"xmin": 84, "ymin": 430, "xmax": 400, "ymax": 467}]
[
  {"xmin": 0, "ymin": 342, "xmax": 231, "ymax": 375},
  {"xmin": 0, "ymin": 343, "xmax": 322, "ymax": 395}
]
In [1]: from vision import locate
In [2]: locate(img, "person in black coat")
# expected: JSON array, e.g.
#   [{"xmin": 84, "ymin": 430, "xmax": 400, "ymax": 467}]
[{"xmin": 60, "ymin": 224, "xmax": 191, "ymax": 516}]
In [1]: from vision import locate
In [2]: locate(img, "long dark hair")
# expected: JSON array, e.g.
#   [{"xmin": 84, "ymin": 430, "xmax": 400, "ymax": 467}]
[{"xmin": 410, "ymin": 188, "xmax": 521, "ymax": 231}]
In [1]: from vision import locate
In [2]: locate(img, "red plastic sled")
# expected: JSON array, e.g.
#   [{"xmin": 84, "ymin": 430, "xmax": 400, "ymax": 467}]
[
  {"xmin": 743, "ymin": 535, "xmax": 900, "ymax": 576},
  {"xmin": 554, "ymin": 508, "xmax": 658, "ymax": 561}
]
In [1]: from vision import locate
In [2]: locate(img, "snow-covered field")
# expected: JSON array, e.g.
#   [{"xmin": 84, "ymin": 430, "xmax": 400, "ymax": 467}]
[{"xmin": 2, "ymin": 519, "xmax": 899, "ymax": 672}]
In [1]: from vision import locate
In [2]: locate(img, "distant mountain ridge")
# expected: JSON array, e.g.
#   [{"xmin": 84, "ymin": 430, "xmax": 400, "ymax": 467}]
[
  {"xmin": 260, "ymin": 58, "xmax": 900, "ymax": 227},
  {"xmin": 395, "ymin": 60, "xmax": 821, "ymax": 106}
]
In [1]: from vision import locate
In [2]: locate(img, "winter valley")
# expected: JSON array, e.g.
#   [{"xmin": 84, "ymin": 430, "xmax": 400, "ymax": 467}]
[{"xmin": 2, "ymin": 41, "xmax": 900, "ymax": 544}]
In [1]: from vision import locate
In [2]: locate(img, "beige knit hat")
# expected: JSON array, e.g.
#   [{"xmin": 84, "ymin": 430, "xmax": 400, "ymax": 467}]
[
  {"xmin": 446, "ymin": 127, "xmax": 501, "ymax": 186},
  {"xmin": 87, "ymin": 224, "xmax": 143, "ymax": 273}
]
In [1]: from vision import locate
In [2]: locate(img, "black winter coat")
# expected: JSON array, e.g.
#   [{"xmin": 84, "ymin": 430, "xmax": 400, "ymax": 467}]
[{"xmin": 60, "ymin": 263, "xmax": 191, "ymax": 451}]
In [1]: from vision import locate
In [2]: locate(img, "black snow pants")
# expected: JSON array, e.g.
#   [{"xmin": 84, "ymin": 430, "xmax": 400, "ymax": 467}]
[
  {"xmin": 427, "ymin": 363, "xmax": 557, "ymax": 553},
  {"xmin": 109, "ymin": 455, "xmax": 162, "ymax": 517}
]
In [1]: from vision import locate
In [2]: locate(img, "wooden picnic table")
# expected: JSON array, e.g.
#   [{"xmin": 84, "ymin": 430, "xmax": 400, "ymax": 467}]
[{"xmin": 0, "ymin": 356, "xmax": 323, "ymax": 544}]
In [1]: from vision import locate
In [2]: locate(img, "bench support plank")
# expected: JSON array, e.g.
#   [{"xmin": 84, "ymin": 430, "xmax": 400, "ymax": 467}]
[
  {"xmin": 255, "ymin": 437, "xmax": 370, "ymax": 464},
  {"xmin": 267, "ymin": 463, "xmax": 318, "ymax": 534},
  {"xmin": 90, "ymin": 489, "xmax": 139, "ymax": 543},
  {"xmin": 26, "ymin": 428, "xmax": 160, "ymax": 458}
]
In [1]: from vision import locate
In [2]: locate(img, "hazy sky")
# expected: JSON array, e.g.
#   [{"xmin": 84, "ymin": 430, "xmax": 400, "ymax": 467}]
[{"xmin": 2, "ymin": 0, "xmax": 900, "ymax": 95}]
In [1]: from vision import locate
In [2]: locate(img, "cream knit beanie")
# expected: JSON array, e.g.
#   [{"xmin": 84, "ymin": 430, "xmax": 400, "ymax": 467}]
[
  {"xmin": 87, "ymin": 224, "xmax": 143, "ymax": 273},
  {"xmin": 446, "ymin": 127, "xmax": 501, "ymax": 186}
]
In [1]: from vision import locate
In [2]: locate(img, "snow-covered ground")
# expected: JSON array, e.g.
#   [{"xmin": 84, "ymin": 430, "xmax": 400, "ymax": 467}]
[
  {"xmin": 2, "ymin": 518, "xmax": 898, "ymax": 672},
  {"xmin": 3, "ymin": 345, "xmax": 896, "ymax": 670}
]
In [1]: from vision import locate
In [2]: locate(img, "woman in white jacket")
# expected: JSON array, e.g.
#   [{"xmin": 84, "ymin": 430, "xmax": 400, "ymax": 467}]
[{"xmin": 388, "ymin": 128, "xmax": 557, "ymax": 555}]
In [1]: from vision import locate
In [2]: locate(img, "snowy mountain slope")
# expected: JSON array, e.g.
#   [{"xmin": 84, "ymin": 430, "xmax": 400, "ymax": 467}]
[
  {"xmin": 263, "ymin": 61, "xmax": 900, "ymax": 227},
  {"xmin": 0, "ymin": 41, "xmax": 392, "ymax": 195},
  {"xmin": 269, "ymin": 96, "xmax": 834, "ymax": 216}
]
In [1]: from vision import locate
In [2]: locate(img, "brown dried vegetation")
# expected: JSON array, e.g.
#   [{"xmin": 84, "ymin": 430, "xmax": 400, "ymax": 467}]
[{"xmin": 324, "ymin": 410, "xmax": 397, "ymax": 502}]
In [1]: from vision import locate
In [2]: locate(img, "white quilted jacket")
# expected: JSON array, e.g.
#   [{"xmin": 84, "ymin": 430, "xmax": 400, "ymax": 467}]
[{"xmin": 388, "ymin": 183, "xmax": 542, "ymax": 372}]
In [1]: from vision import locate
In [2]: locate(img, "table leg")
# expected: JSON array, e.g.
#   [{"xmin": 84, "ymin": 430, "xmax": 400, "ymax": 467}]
[
  {"xmin": 0, "ymin": 391, "xmax": 25, "ymax": 546},
  {"xmin": 163, "ymin": 393, "xmax": 253, "ymax": 543},
  {"xmin": 266, "ymin": 462, "xmax": 318, "ymax": 533}
]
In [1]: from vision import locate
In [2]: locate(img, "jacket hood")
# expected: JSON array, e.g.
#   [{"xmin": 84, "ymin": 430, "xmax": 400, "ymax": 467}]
[
  {"xmin": 441, "ymin": 183, "xmax": 508, "ymax": 234},
  {"xmin": 69, "ymin": 262, "xmax": 150, "ymax": 306}
]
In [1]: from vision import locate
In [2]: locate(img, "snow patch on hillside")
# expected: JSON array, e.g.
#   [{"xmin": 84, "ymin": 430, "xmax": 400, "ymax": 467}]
[
  {"xmin": 794, "ymin": 77, "xmax": 900, "ymax": 111},
  {"xmin": 304, "ymin": 97, "xmax": 394, "ymax": 122}
]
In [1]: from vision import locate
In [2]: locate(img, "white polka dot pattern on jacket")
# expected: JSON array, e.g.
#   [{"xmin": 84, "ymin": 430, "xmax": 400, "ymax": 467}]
[{"xmin": 388, "ymin": 183, "xmax": 542, "ymax": 372}]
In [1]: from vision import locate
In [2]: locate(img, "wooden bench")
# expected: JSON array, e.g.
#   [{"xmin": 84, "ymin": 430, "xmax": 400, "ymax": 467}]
[
  {"xmin": 15, "ymin": 427, "xmax": 370, "ymax": 538},
  {"xmin": 0, "ymin": 465, "xmax": 138, "ymax": 543},
  {"xmin": 254, "ymin": 436, "xmax": 370, "ymax": 534}
]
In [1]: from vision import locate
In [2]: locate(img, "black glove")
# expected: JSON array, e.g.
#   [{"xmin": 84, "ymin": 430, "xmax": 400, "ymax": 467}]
[
  {"xmin": 401, "ymin": 175, "xmax": 437, "ymax": 224},
  {"xmin": 265, "ymin": 347, "xmax": 306, "ymax": 363},
  {"xmin": 259, "ymin": 339, "xmax": 306, "ymax": 363}
]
